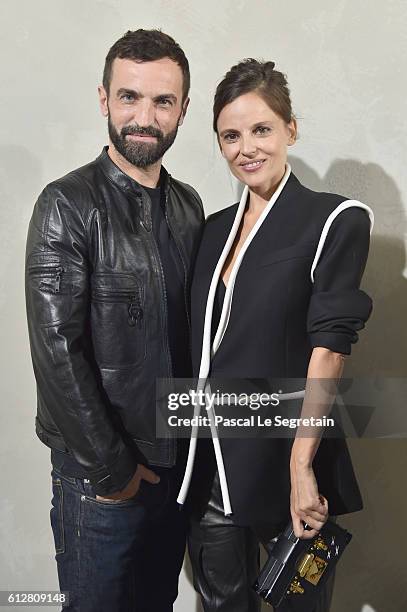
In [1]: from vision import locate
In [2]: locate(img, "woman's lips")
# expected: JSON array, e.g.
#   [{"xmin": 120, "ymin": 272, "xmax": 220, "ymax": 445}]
[{"xmin": 239, "ymin": 159, "xmax": 265, "ymax": 173}]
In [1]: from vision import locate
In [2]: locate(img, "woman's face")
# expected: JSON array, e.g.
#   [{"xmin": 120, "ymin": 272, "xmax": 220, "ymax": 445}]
[{"xmin": 217, "ymin": 91, "xmax": 296, "ymax": 196}]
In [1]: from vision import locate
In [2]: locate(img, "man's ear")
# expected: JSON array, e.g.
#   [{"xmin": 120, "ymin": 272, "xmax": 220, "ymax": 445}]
[
  {"xmin": 178, "ymin": 97, "xmax": 190, "ymax": 126},
  {"xmin": 98, "ymin": 85, "xmax": 109, "ymax": 117}
]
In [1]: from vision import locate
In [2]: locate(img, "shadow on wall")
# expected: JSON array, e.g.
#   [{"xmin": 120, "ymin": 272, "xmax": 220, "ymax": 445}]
[
  {"xmin": 290, "ymin": 156, "xmax": 407, "ymax": 378},
  {"xmin": 291, "ymin": 157, "xmax": 407, "ymax": 612},
  {"xmin": 184, "ymin": 157, "xmax": 407, "ymax": 612}
]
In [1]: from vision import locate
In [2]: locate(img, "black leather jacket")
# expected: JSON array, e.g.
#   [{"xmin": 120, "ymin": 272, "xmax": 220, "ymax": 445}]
[{"xmin": 25, "ymin": 147, "xmax": 204, "ymax": 495}]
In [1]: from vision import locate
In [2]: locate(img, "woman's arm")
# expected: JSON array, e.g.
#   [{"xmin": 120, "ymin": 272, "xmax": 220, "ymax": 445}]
[
  {"xmin": 290, "ymin": 205, "xmax": 372, "ymax": 538},
  {"xmin": 290, "ymin": 346, "xmax": 346, "ymax": 538},
  {"xmin": 292, "ymin": 346, "xmax": 346, "ymax": 464}
]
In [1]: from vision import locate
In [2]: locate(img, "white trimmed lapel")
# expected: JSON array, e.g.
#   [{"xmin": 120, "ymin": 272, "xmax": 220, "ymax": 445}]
[{"xmin": 198, "ymin": 163, "xmax": 292, "ymax": 380}]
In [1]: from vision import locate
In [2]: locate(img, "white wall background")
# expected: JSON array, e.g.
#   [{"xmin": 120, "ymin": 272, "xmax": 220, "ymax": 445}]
[{"xmin": 1, "ymin": 1, "xmax": 406, "ymax": 610}]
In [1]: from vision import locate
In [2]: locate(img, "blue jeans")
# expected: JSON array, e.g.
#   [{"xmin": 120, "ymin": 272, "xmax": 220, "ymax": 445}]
[{"xmin": 50, "ymin": 465, "xmax": 187, "ymax": 612}]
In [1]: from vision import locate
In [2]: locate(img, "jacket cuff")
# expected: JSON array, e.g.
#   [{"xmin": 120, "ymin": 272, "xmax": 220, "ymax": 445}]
[
  {"xmin": 89, "ymin": 446, "xmax": 141, "ymax": 496},
  {"xmin": 309, "ymin": 331, "xmax": 353, "ymax": 355}
]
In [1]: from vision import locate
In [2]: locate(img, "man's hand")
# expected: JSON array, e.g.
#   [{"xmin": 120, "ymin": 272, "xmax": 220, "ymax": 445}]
[
  {"xmin": 96, "ymin": 464, "xmax": 160, "ymax": 502},
  {"xmin": 290, "ymin": 457, "xmax": 329, "ymax": 539}
]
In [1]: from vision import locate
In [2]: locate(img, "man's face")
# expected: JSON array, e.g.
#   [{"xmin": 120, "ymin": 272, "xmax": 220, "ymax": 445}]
[{"xmin": 99, "ymin": 57, "xmax": 188, "ymax": 168}]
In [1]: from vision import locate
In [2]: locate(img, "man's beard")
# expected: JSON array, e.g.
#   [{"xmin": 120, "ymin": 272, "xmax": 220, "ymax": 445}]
[{"xmin": 108, "ymin": 115, "xmax": 179, "ymax": 169}]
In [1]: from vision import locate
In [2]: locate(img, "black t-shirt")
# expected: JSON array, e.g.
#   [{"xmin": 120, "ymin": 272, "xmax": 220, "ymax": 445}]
[{"xmin": 143, "ymin": 182, "xmax": 191, "ymax": 379}]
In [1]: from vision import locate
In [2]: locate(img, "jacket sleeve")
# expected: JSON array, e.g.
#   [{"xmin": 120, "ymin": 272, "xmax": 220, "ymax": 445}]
[
  {"xmin": 25, "ymin": 183, "xmax": 139, "ymax": 495},
  {"xmin": 307, "ymin": 206, "xmax": 373, "ymax": 355}
]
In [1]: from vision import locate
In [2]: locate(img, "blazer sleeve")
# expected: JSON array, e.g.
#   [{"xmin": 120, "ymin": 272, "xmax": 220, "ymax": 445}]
[{"xmin": 307, "ymin": 206, "xmax": 373, "ymax": 355}]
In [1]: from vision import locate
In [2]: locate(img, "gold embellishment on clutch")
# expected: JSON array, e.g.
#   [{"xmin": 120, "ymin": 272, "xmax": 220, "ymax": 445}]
[
  {"xmin": 288, "ymin": 578, "xmax": 304, "ymax": 594},
  {"xmin": 297, "ymin": 552, "xmax": 315, "ymax": 577},
  {"xmin": 303, "ymin": 556, "xmax": 328, "ymax": 585},
  {"xmin": 313, "ymin": 535, "xmax": 328, "ymax": 551}
]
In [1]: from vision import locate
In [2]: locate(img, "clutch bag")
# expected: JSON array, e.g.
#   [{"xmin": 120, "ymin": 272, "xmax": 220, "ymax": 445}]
[{"xmin": 253, "ymin": 519, "xmax": 352, "ymax": 610}]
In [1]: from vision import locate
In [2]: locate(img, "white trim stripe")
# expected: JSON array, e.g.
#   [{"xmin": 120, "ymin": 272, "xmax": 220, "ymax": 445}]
[
  {"xmin": 310, "ymin": 200, "xmax": 374, "ymax": 283},
  {"xmin": 177, "ymin": 165, "xmax": 293, "ymax": 513}
]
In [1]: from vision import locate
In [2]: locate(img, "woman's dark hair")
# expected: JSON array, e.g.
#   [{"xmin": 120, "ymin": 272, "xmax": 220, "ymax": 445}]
[
  {"xmin": 213, "ymin": 59, "xmax": 294, "ymax": 132},
  {"xmin": 103, "ymin": 29, "xmax": 190, "ymax": 101}
]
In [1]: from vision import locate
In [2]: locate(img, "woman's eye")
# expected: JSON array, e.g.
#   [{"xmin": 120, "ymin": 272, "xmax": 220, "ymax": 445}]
[
  {"xmin": 223, "ymin": 133, "xmax": 238, "ymax": 142},
  {"xmin": 254, "ymin": 126, "xmax": 271, "ymax": 135}
]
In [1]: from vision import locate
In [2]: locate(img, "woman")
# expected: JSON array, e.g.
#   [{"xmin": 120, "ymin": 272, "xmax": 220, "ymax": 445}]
[{"xmin": 177, "ymin": 59, "xmax": 373, "ymax": 611}]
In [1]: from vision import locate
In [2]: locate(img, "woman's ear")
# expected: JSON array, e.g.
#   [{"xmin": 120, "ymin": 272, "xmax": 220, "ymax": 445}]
[
  {"xmin": 287, "ymin": 117, "xmax": 297, "ymax": 145},
  {"xmin": 217, "ymin": 135, "xmax": 226, "ymax": 157}
]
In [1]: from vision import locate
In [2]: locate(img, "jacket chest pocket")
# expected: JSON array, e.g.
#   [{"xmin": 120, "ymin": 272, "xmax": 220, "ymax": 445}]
[
  {"xmin": 259, "ymin": 241, "xmax": 315, "ymax": 267},
  {"xmin": 91, "ymin": 273, "xmax": 146, "ymax": 369}
]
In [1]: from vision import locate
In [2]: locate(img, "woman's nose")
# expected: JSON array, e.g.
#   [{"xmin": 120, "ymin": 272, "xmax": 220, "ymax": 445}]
[{"xmin": 240, "ymin": 135, "xmax": 257, "ymax": 156}]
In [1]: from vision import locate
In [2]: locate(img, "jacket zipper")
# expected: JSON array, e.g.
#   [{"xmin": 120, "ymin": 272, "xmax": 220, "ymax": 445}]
[
  {"xmin": 93, "ymin": 289, "xmax": 143, "ymax": 328},
  {"xmin": 29, "ymin": 264, "xmax": 64, "ymax": 294},
  {"xmin": 127, "ymin": 295, "xmax": 143, "ymax": 328}
]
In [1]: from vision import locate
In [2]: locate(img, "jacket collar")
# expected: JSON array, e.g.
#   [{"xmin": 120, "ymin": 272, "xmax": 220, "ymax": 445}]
[{"xmin": 97, "ymin": 145, "xmax": 170, "ymax": 196}]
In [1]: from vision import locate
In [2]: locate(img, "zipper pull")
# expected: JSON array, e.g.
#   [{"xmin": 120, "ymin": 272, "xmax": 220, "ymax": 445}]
[
  {"xmin": 134, "ymin": 307, "xmax": 143, "ymax": 328},
  {"xmin": 128, "ymin": 298, "xmax": 143, "ymax": 328},
  {"xmin": 54, "ymin": 267, "xmax": 63, "ymax": 293}
]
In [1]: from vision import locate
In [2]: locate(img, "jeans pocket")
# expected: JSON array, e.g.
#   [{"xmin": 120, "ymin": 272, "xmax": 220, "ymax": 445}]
[
  {"xmin": 81, "ymin": 478, "xmax": 143, "ymax": 508},
  {"xmin": 50, "ymin": 476, "xmax": 65, "ymax": 555}
]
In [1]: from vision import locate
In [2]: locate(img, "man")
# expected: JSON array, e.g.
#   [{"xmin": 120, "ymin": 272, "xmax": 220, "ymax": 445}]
[{"xmin": 25, "ymin": 29, "xmax": 204, "ymax": 612}]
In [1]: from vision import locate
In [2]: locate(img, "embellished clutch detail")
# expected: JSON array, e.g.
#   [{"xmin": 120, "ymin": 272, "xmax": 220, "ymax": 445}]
[{"xmin": 253, "ymin": 519, "xmax": 352, "ymax": 610}]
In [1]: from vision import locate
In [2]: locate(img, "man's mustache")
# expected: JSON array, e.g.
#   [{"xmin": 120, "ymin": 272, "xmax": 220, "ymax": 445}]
[{"xmin": 121, "ymin": 124, "xmax": 163, "ymax": 140}]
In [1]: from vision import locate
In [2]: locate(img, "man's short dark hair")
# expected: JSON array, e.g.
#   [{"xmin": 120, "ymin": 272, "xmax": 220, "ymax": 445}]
[{"xmin": 103, "ymin": 29, "xmax": 190, "ymax": 101}]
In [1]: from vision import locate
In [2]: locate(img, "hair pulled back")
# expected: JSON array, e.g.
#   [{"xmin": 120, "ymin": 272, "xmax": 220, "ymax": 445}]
[{"xmin": 213, "ymin": 59, "xmax": 294, "ymax": 132}]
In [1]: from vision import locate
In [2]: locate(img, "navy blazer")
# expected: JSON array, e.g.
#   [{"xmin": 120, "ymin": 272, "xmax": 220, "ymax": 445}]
[{"xmin": 188, "ymin": 171, "xmax": 373, "ymax": 527}]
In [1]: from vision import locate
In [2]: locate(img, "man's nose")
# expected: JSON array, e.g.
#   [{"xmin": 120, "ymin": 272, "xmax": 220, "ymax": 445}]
[{"xmin": 134, "ymin": 99, "xmax": 155, "ymax": 127}]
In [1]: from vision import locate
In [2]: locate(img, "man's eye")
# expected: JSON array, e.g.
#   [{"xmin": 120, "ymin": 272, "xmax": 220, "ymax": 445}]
[
  {"xmin": 254, "ymin": 126, "xmax": 271, "ymax": 135},
  {"xmin": 157, "ymin": 98, "xmax": 172, "ymax": 107},
  {"xmin": 120, "ymin": 94, "xmax": 134, "ymax": 102}
]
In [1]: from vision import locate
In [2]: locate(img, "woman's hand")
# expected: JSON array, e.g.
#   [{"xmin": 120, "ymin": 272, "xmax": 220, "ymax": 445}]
[{"xmin": 290, "ymin": 454, "xmax": 329, "ymax": 539}]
